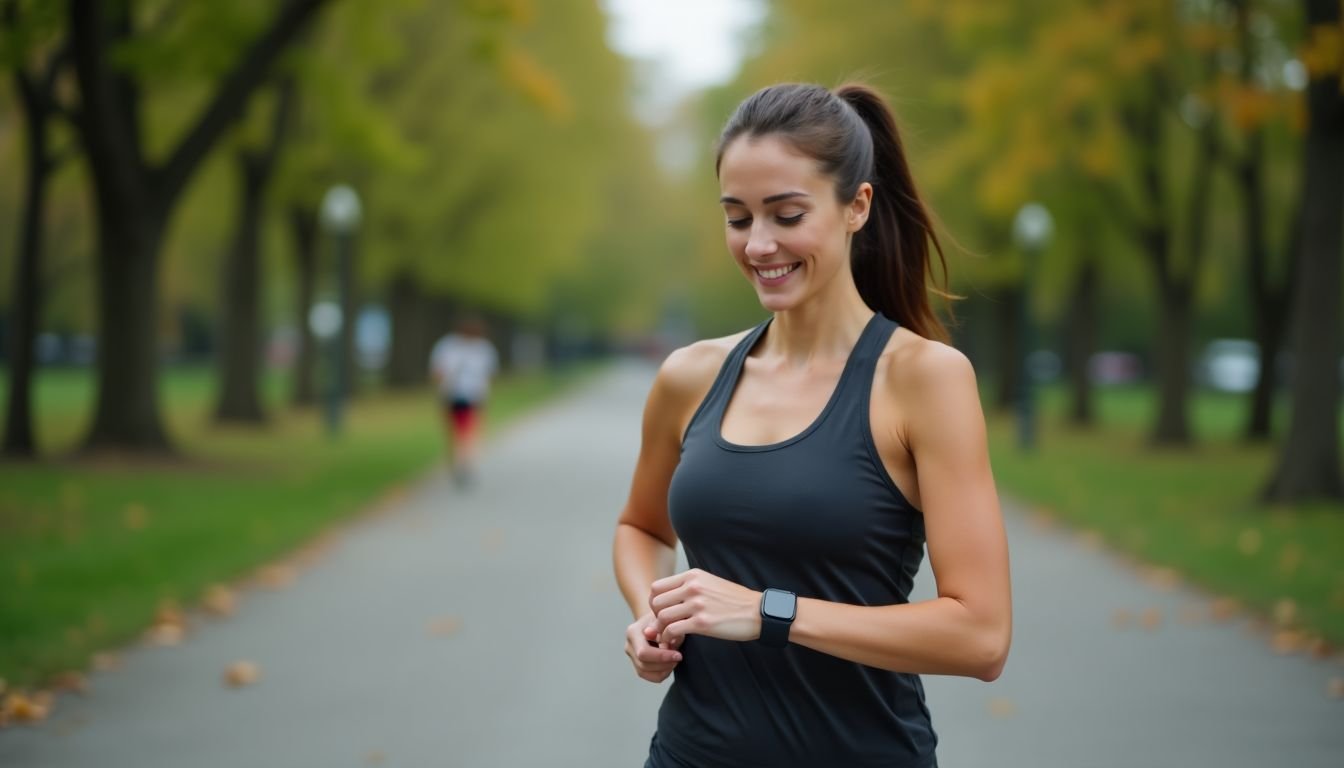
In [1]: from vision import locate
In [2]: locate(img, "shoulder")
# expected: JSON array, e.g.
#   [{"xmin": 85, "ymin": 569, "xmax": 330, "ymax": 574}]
[
  {"xmin": 648, "ymin": 329, "xmax": 753, "ymax": 411},
  {"xmin": 877, "ymin": 328, "xmax": 984, "ymax": 447},
  {"xmin": 886, "ymin": 330, "xmax": 975, "ymax": 387},
  {"xmin": 878, "ymin": 328, "xmax": 979, "ymax": 410}
]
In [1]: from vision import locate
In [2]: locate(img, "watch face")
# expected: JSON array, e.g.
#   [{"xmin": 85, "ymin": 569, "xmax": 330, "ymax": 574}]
[{"xmin": 763, "ymin": 589, "xmax": 796, "ymax": 621}]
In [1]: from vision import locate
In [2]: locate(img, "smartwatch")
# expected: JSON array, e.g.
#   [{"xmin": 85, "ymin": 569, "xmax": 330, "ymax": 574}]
[{"xmin": 759, "ymin": 588, "xmax": 797, "ymax": 648}]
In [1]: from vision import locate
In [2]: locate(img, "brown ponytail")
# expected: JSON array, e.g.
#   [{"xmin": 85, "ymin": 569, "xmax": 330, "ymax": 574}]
[{"xmin": 716, "ymin": 83, "xmax": 951, "ymax": 341}]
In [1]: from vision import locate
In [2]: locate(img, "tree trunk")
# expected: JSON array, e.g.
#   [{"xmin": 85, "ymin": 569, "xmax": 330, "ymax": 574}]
[
  {"xmin": 289, "ymin": 204, "xmax": 318, "ymax": 406},
  {"xmin": 2, "ymin": 70, "xmax": 50, "ymax": 458},
  {"xmin": 1065, "ymin": 258, "xmax": 1097, "ymax": 427},
  {"xmin": 1246, "ymin": 284, "xmax": 1288, "ymax": 441},
  {"xmin": 1152, "ymin": 277, "xmax": 1194, "ymax": 445},
  {"xmin": 68, "ymin": 0, "xmax": 330, "ymax": 453},
  {"xmin": 215, "ymin": 80, "xmax": 293, "ymax": 424},
  {"xmin": 993, "ymin": 285, "xmax": 1021, "ymax": 413},
  {"xmin": 214, "ymin": 154, "xmax": 269, "ymax": 424},
  {"xmin": 87, "ymin": 206, "xmax": 171, "ymax": 452},
  {"xmin": 386, "ymin": 271, "xmax": 426, "ymax": 388},
  {"xmin": 1232, "ymin": 0, "xmax": 1291, "ymax": 442},
  {"xmin": 1263, "ymin": 0, "xmax": 1344, "ymax": 502}
]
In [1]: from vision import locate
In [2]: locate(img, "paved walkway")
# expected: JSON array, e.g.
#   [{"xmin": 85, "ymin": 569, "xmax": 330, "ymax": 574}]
[{"xmin": 1, "ymin": 362, "xmax": 1340, "ymax": 767}]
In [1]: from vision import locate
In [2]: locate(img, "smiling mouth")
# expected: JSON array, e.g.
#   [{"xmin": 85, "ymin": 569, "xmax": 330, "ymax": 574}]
[{"xmin": 754, "ymin": 263, "xmax": 801, "ymax": 280}]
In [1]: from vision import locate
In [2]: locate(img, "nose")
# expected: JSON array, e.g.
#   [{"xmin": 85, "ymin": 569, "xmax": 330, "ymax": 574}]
[{"xmin": 744, "ymin": 221, "xmax": 777, "ymax": 259}]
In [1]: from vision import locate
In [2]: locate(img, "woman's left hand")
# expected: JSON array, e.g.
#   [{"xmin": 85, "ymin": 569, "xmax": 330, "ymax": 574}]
[{"xmin": 649, "ymin": 568, "xmax": 761, "ymax": 645}]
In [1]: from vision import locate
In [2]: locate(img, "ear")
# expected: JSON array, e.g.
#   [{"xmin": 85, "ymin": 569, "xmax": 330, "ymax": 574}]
[{"xmin": 846, "ymin": 182, "xmax": 873, "ymax": 233}]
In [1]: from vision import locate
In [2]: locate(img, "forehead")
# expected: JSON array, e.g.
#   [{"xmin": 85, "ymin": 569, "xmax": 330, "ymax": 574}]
[{"xmin": 718, "ymin": 135, "xmax": 829, "ymax": 197}]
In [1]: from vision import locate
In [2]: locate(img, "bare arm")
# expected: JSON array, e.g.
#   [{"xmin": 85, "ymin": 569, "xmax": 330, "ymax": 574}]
[
  {"xmin": 614, "ymin": 343, "xmax": 732, "ymax": 682},
  {"xmin": 650, "ymin": 342, "xmax": 1012, "ymax": 681},
  {"xmin": 613, "ymin": 368, "xmax": 680, "ymax": 616},
  {"xmin": 790, "ymin": 344, "xmax": 1011, "ymax": 679}
]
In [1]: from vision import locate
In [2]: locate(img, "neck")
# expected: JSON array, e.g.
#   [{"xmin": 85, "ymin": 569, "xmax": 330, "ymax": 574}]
[{"xmin": 764, "ymin": 277, "xmax": 874, "ymax": 367}]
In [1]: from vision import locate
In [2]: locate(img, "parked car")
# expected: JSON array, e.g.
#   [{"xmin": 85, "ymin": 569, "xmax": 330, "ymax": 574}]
[{"xmin": 1200, "ymin": 339, "xmax": 1259, "ymax": 393}]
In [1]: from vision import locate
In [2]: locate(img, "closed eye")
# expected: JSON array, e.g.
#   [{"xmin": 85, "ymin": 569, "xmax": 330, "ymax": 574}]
[
  {"xmin": 777, "ymin": 213, "xmax": 805, "ymax": 226},
  {"xmin": 727, "ymin": 217, "xmax": 751, "ymax": 230}
]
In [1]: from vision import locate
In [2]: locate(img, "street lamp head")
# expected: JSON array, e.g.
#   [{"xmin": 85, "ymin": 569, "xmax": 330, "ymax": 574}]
[
  {"xmin": 1013, "ymin": 202, "xmax": 1054, "ymax": 251},
  {"xmin": 321, "ymin": 184, "xmax": 362, "ymax": 234}
]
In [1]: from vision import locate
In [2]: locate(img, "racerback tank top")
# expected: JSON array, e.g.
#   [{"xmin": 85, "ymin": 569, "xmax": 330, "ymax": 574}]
[{"xmin": 654, "ymin": 311, "xmax": 937, "ymax": 768}]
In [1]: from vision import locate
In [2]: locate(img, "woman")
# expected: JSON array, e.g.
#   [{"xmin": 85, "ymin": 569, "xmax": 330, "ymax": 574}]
[{"xmin": 613, "ymin": 83, "xmax": 1012, "ymax": 767}]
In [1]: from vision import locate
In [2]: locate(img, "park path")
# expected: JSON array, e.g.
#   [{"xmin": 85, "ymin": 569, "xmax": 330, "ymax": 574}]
[{"xmin": 1, "ymin": 362, "xmax": 1341, "ymax": 767}]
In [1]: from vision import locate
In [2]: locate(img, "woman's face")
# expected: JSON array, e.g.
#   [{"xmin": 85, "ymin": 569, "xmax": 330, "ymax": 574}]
[{"xmin": 718, "ymin": 134, "xmax": 870, "ymax": 313}]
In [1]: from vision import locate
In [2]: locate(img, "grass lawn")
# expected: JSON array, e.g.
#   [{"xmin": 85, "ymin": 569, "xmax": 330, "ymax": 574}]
[
  {"xmin": 0, "ymin": 363, "xmax": 595, "ymax": 688},
  {"xmin": 988, "ymin": 384, "xmax": 1344, "ymax": 647}
]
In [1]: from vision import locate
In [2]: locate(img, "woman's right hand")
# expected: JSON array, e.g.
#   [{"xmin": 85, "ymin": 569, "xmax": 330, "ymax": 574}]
[{"xmin": 625, "ymin": 612, "xmax": 683, "ymax": 683}]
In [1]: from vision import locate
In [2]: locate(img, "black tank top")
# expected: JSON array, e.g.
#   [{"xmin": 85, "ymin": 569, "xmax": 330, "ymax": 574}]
[{"xmin": 655, "ymin": 312, "xmax": 937, "ymax": 768}]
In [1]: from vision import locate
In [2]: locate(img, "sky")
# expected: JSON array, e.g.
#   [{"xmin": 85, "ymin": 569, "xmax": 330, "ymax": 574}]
[{"xmin": 601, "ymin": 0, "xmax": 766, "ymax": 125}]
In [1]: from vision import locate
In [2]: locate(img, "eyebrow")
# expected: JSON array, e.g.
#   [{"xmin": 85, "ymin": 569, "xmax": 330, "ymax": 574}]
[{"xmin": 719, "ymin": 191, "xmax": 811, "ymax": 205}]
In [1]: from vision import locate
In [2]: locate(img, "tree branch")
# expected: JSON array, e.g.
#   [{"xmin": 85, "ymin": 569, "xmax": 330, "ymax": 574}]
[
  {"xmin": 153, "ymin": 0, "xmax": 331, "ymax": 205},
  {"xmin": 69, "ymin": 0, "xmax": 143, "ymax": 202}
]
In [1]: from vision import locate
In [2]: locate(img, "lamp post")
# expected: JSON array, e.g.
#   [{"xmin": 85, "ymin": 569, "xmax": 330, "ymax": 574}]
[
  {"xmin": 1012, "ymin": 202, "xmax": 1054, "ymax": 452},
  {"xmin": 319, "ymin": 184, "xmax": 362, "ymax": 436}
]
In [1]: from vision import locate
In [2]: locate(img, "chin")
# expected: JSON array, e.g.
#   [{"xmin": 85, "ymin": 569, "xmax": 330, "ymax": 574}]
[{"xmin": 753, "ymin": 289, "xmax": 800, "ymax": 314}]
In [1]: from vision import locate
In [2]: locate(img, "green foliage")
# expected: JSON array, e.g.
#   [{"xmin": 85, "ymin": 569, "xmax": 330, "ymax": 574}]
[{"xmin": 707, "ymin": 0, "xmax": 1310, "ymax": 350}]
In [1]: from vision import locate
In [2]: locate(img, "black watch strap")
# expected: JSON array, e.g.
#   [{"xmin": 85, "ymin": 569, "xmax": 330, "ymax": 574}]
[{"xmin": 759, "ymin": 588, "xmax": 796, "ymax": 648}]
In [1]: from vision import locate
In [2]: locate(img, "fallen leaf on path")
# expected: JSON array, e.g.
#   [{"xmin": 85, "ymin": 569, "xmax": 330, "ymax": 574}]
[
  {"xmin": 203, "ymin": 585, "xmax": 237, "ymax": 617},
  {"xmin": 2, "ymin": 691, "xmax": 51, "ymax": 724},
  {"xmin": 91, "ymin": 652, "xmax": 122, "ymax": 672},
  {"xmin": 1271, "ymin": 629, "xmax": 1307, "ymax": 655},
  {"xmin": 987, "ymin": 697, "xmax": 1017, "ymax": 718},
  {"xmin": 1237, "ymin": 528, "xmax": 1262, "ymax": 556},
  {"xmin": 1210, "ymin": 597, "xmax": 1241, "ymax": 622},
  {"xmin": 146, "ymin": 600, "xmax": 187, "ymax": 646},
  {"xmin": 256, "ymin": 565, "xmax": 295, "ymax": 590},
  {"xmin": 50, "ymin": 671, "xmax": 88, "ymax": 695},
  {"xmin": 1111, "ymin": 609, "xmax": 1134, "ymax": 629},
  {"xmin": 428, "ymin": 616, "xmax": 462, "ymax": 637},
  {"xmin": 224, "ymin": 661, "xmax": 261, "ymax": 688},
  {"xmin": 1142, "ymin": 567, "xmax": 1181, "ymax": 591},
  {"xmin": 1140, "ymin": 608, "xmax": 1163, "ymax": 630},
  {"xmin": 1268, "ymin": 632, "xmax": 1300, "ymax": 656},
  {"xmin": 156, "ymin": 600, "xmax": 185, "ymax": 626},
  {"xmin": 366, "ymin": 750, "xmax": 386, "ymax": 765},
  {"xmin": 1178, "ymin": 605, "xmax": 1204, "ymax": 625},
  {"xmin": 1308, "ymin": 637, "xmax": 1334, "ymax": 659},
  {"xmin": 1328, "ymin": 678, "xmax": 1344, "ymax": 699},
  {"xmin": 146, "ymin": 623, "xmax": 184, "ymax": 647}
]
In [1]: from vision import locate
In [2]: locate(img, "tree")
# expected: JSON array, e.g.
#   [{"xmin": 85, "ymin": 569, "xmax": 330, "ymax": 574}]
[
  {"xmin": 214, "ymin": 78, "xmax": 295, "ymax": 424},
  {"xmin": 1263, "ymin": 0, "xmax": 1344, "ymax": 502},
  {"xmin": 67, "ymin": 0, "xmax": 332, "ymax": 453},
  {"xmin": 1, "ymin": 0, "xmax": 70, "ymax": 458}
]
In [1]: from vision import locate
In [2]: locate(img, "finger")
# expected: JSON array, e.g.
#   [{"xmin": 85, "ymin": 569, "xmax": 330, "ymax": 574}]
[
  {"xmin": 654, "ymin": 601, "xmax": 694, "ymax": 631},
  {"xmin": 636, "ymin": 643, "xmax": 683, "ymax": 665},
  {"xmin": 649, "ymin": 570, "xmax": 693, "ymax": 600},
  {"xmin": 649, "ymin": 584, "xmax": 691, "ymax": 615},
  {"xmin": 659, "ymin": 617, "xmax": 696, "ymax": 646}
]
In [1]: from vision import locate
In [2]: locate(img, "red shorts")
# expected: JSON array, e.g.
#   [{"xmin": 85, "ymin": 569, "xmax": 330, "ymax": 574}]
[{"xmin": 448, "ymin": 399, "xmax": 480, "ymax": 436}]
